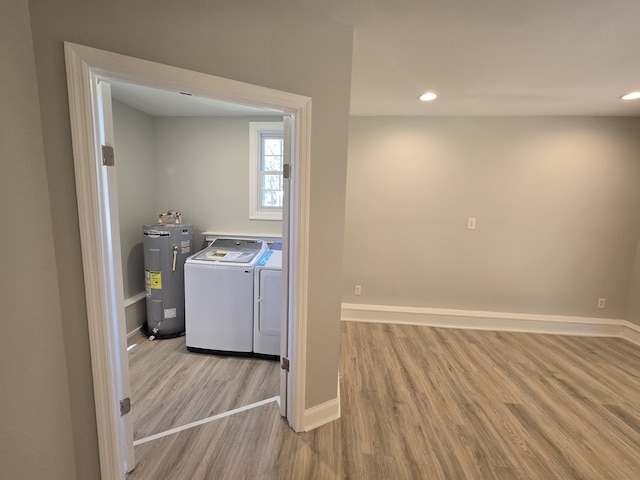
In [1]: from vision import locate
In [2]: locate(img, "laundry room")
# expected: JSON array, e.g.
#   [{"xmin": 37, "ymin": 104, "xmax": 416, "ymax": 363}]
[{"xmin": 110, "ymin": 81, "xmax": 285, "ymax": 443}]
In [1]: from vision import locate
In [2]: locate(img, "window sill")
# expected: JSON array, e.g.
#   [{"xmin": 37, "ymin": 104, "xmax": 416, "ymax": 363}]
[{"xmin": 250, "ymin": 211, "xmax": 283, "ymax": 221}]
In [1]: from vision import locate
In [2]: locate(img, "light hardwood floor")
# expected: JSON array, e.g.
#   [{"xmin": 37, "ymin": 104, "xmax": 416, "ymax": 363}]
[{"xmin": 127, "ymin": 322, "xmax": 640, "ymax": 479}]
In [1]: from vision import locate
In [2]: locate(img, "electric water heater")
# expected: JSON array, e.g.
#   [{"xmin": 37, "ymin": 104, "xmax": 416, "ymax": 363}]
[{"xmin": 142, "ymin": 212, "xmax": 193, "ymax": 339}]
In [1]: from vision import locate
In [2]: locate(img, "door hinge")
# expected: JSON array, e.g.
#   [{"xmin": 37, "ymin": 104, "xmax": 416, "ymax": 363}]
[
  {"xmin": 283, "ymin": 163, "xmax": 291, "ymax": 179},
  {"xmin": 281, "ymin": 357, "xmax": 290, "ymax": 372},
  {"xmin": 102, "ymin": 145, "xmax": 115, "ymax": 166},
  {"xmin": 120, "ymin": 397, "xmax": 131, "ymax": 416}
]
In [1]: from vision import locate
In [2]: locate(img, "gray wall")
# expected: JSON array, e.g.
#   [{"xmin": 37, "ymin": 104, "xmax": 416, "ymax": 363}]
[
  {"xmin": 112, "ymin": 99, "xmax": 157, "ymax": 332},
  {"xmin": 0, "ymin": 0, "xmax": 77, "ymax": 478},
  {"xmin": 154, "ymin": 116, "xmax": 283, "ymax": 241},
  {"xmin": 27, "ymin": 0, "xmax": 353, "ymax": 477},
  {"xmin": 344, "ymin": 117, "xmax": 640, "ymax": 319},
  {"xmin": 113, "ymin": 99, "xmax": 156, "ymax": 300}
]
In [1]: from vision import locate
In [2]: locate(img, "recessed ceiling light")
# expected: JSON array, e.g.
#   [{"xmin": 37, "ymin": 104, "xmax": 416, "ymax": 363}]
[
  {"xmin": 419, "ymin": 92, "xmax": 438, "ymax": 102},
  {"xmin": 621, "ymin": 92, "xmax": 640, "ymax": 100}
]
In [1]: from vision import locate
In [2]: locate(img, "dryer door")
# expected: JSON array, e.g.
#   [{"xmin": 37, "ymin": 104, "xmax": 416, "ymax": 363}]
[
  {"xmin": 254, "ymin": 268, "xmax": 282, "ymax": 356},
  {"xmin": 258, "ymin": 269, "xmax": 282, "ymax": 336}
]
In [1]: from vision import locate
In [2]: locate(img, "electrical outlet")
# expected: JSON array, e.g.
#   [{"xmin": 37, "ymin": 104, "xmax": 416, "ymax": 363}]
[
  {"xmin": 354, "ymin": 285, "xmax": 362, "ymax": 295},
  {"xmin": 597, "ymin": 298, "xmax": 606, "ymax": 309},
  {"xmin": 467, "ymin": 217, "xmax": 476, "ymax": 230}
]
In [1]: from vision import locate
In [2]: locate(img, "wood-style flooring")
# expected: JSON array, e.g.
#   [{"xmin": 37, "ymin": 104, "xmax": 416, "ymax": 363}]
[
  {"xmin": 127, "ymin": 322, "xmax": 640, "ymax": 479},
  {"xmin": 127, "ymin": 330, "xmax": 279, "ymax": 440}
]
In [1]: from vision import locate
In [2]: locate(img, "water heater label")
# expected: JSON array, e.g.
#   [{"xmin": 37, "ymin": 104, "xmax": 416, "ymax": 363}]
[
  {"xmin": 181, "ymin": 240, "xmax": 191, "ymax": 254},
  {"xmin": 164, "ymin": 308, "xmax": 177, "ymax": 319},
  {"xmin": 145, "ymin": 270, "xmax": 162, "ymax": 290}
]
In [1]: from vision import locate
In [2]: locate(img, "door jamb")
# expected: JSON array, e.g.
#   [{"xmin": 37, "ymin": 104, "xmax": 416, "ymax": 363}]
[{"xmin": 64, "ymin": 42, "xmax": 310, "ymax": 479}]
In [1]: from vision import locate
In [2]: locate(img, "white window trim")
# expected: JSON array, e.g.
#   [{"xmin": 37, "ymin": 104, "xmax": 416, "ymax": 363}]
[{"xmin": 249, "ymin": 121, "xmax": 284, "ymax": 220}]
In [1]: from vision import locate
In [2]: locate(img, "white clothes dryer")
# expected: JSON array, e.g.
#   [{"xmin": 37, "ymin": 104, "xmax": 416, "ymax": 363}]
[
  {"xmin": 185, "ymin": 238, "xmax": 267, "ymax": 355},
  {"xmin": 253, "ymin": 244, "xmax": 282, "ymax": 358}
]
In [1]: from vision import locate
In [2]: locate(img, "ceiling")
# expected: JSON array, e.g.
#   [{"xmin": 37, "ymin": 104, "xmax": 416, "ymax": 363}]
[
  {"xmin": 111, "ymin": 0, "xmax": 640, "ymax": 117},
  {"xmin": 109, "ymin": 80, "xmax": 282, "ymax": 117},
  {"xmin": 335, "ymin": 0, "xmax": 640, "ymax": 116}
]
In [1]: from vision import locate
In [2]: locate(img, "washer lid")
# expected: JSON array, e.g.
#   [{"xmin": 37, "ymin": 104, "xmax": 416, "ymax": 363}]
[{"xmin": 192, "ymin": 248, "xmax": 262, "ymax": 263}]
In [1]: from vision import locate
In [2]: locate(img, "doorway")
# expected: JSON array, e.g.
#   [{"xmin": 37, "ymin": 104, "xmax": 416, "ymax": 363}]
[
  {"xmin": 65, "ymin": 42, "xmax": 311, "ymax": 479},
  {"xmin": 109, "ymin": 82, "xmax": 286, "ymax": 445}
]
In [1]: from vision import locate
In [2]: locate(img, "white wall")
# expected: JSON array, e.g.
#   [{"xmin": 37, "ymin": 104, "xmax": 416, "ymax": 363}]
[
  {"xmin": 0, "ymin": 0, "xmax": 77, "ymax": 478},
  {"xmin": 344, "ymin": 117, "xmax": 640, "ymax": 319},
  {"xmin": 27, "ymin": 2, "xmax": 352, "ymax": 475}
]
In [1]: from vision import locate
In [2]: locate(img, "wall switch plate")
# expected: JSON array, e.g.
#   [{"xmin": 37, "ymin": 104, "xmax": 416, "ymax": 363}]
[
  {"xmin": 467, "ymin": 217, "xmax": 476, "ymax": 230},
  {"xmin": 597, "ymin": 298, "xmax": 606, "ymax": 309},
  {"xmin": 354, "ymin": 285, "xmax": 362, "ymax": 295}
]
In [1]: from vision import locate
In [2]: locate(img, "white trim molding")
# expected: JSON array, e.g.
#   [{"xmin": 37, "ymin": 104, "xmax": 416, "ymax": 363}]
[
  {"xmin": 65, "ymin": 42, "xmax": 129, "ymax": 480},
  {"xmin": 126, "ymin": 326, "xmax": 142, "ymax": 340},
  {"xmin": 248, "ymin": 121, "xmax": 284, "ymax": 221},
  {"xmin": 622, "ymin": 323, "xmax": 640, "ymax": 346},
  {"xmin": 341, "ymin": 303, "xmax": 640, "ymax": 346},
  {"xmin": 303, "ymin": 376, "xmax": 341, "ymax": 432},
  {"xmin": 285, "ymin": 105, "xmax": 312, "ymax": 432},
  {"xmin": 123, "ymin": 291, "xmax": 146, "ymax": 309}
]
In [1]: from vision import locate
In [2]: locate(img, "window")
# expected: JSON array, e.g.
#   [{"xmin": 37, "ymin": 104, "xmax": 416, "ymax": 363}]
[{"xmin": 249, "ymin": 121, "xmax": 284, "ymax": 220}]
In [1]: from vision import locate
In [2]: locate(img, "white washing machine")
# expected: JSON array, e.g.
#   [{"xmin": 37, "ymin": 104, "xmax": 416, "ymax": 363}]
[
  {"xmin": 253, "ymin": 243, "xmax": 282, "ymax": 358},
  {"xmin": 185, "ymin": 238, "xmax": 267, "ymax": 355}
]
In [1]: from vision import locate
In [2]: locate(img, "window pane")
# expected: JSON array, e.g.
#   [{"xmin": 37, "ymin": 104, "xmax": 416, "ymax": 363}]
[
  {"xmin": 264, "ymin": 155, "xmax": 282, "ymax": 172},
  {"xmin": 264, "ymin": 138, "xmax": 283, "ymax": 156},
  {"xmin": 261, "ymin": 136, "xmax": 283, "ymax": 172},
  {"xmin": 262, "ymin": 174, "xmax": 282, "ymax": 190},
  {"xmin": 262, "ymin": 190, "xmax": 283, "ymax": 208},
  {"xmin": 254, "ymin": 126, "xmax": 284, "ymax": 213}
]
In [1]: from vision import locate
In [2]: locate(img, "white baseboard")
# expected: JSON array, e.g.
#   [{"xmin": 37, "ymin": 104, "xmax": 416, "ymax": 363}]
[
  {"xmin": 124, "ymin": 291, "xmax": 146, "ymax": 308},
  {"xmin": 303, "ymin": 377, "xmax": 341, "ymax": 432},
  {"xmin": 127, "ymin": 325, "xmax": 142, "ymax": 340},
  {"xmin": 341, "ymin": 303, "xmax": 640, "ymax": 346},
  {"xmin": 622, "ymin": 323, "xmax": 640, "ymax": 346},
  {"xmin": 124, "ymin": 292, "xmax": 146, "ymax": 338}
]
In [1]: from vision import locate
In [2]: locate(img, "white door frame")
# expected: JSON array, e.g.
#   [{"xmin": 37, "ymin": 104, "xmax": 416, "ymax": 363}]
[
  {"xmin": 95, "ymin": 80, "xmax": 136, "ymax": 472},
  {"xmin": 64, "ymin": 42, "xmax": 310, "ymax": 479}
]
